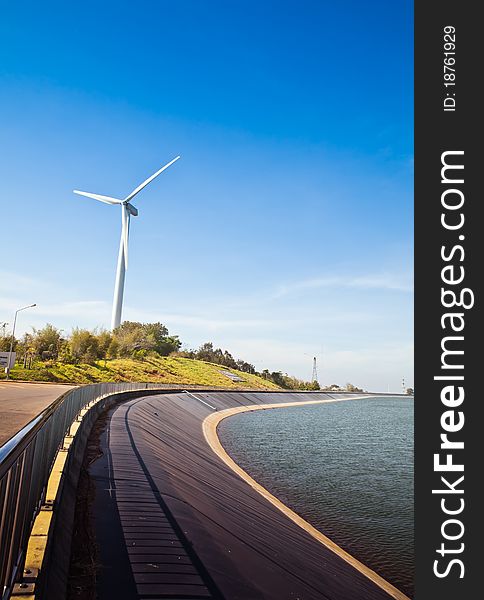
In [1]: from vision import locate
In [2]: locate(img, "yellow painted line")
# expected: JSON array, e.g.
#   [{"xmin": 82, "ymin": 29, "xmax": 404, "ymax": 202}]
[
  {"xmin": 20, "ymin": 404, "xmax": 95, "ymax": 596},
  {"xmin": 20, "ymin": 449, "xmax": 68, "ymax": 599},
  {"xmin": 203, "ymin": 397, "xmax": 410, "ymax": 600}
]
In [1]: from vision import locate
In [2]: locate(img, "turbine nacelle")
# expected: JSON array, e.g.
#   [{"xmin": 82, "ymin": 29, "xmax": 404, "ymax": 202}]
[{"xmin": 125, "ymin": 202, "xmax": 138, "ymax": 217}]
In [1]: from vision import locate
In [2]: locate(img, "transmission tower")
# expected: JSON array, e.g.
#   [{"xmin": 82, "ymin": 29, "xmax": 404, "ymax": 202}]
[
  {"xmin": 311, "ymin": 356, "xmax": 318, "ymax": 383},
  {"xmin": 402, "ymin": 376, "xmax": 406, "ymax": 394}
]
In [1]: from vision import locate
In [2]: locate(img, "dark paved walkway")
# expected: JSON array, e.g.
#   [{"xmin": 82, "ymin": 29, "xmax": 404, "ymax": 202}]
[
  {"xmin": 88, "ymin": 391, "xmax": 404, "ymax": 600},
  {"xmin": 92, "ymin": 399, "xmax": 219, "ymax": 599}
]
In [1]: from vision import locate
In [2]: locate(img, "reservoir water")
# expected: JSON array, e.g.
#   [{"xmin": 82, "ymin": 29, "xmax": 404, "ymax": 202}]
[{"xmin": 219, "ymin": 396, "xmax": 414, "ymax": 597}]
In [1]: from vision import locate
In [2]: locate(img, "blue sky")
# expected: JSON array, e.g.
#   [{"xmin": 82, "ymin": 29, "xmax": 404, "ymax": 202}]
[{"xmin": 0, "ymin": 1, "xmax": 413, "ymax": 391}]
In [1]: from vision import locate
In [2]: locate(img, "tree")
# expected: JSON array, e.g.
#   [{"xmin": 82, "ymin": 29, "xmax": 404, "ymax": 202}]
[
  {"xmin": 345, "ymin": 383, "xmax": 363, "ymax": 392},
  {"xmin": 270, "ymin": 371, "xmax": 286, "ymax": 387},
  {"xmin": 97, "ymin": 330, "xmax": 113, "ymax": 364},
  {"xmin": 12, "ymin": 333, "xmax": 35, "ymax": 367},
  {"xmin": 106, "ymin": 338, "xmax": 120, "ymax": 360},
  {"xmin": 222, "ymin": 350, "xmax": 237, "ymax": 369},
  {"xmin": 70, "ymin": 328, "xmax": 100, "ymax": 364},
  {"xmin": 143, "ymin": 322, "xmax": 181, "ymax": 355},
  {"xmin": 112, "ymin": 322, "xmax": 155, "ymax": 357},
  {"xmin": 58, "ymin": 339, "xmax": 75, "ymax": 364},
  {"xmin": 193, "ymin": 343, "xmax": 239, "ymax": 369},
  {"xmin": 155, "ymin": 334, "xmax": 181, "ymax": 356},
  {"xmin": 236, "ymin": 360, "xmax": 256, "ymax": 374},
  {"xmin": 31, "ymin": 324, "xmax": 62, "ymax": 359},
  {"xmin": 196, "ymin": 342, "xmax": 215, "ymax": 362},
  {"xmin": 0, "ymin": 335, "xmax": 13, "ymax": 352},
  {"xmin": 406, "ymin": 387, "xmax": 414, "ymax": 396}
]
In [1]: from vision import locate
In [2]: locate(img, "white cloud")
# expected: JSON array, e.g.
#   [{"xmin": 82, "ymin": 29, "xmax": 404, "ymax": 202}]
[
  {"xmin": 123, "ymin": 307, "xmax": 276, "ymax": 331},
  {"xmin": 36, "ymin": 300, "xmax": 111, "ymax": 318},
  {"xmin": 273, "ymin": 273, "xmax": 413, "ymax": 298},
  {"xmin": 0, "ymin": 270, "xmax": 48, "ymax": 294}
]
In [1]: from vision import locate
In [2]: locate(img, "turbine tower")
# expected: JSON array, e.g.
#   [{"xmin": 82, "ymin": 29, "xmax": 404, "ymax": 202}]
[{"xmin": 74, "ymin": 156, "xmax": 180, "ymax": 330}]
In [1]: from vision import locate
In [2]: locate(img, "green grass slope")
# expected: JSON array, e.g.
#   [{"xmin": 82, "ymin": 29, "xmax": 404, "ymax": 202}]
[{"xmin": 1, "ymin": 355, "xmax": 280, "ymax": 389}]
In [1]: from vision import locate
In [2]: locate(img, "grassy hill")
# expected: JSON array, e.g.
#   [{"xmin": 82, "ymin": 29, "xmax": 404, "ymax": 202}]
[{"xmin": 1, "ymin": 355, "xmax": 280, "ymax": 389}]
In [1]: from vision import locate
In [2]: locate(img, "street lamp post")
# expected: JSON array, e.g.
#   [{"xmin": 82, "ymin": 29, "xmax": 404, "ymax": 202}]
[{"xmin": 5, "ymin": 304, "xmax": 36, "ymax": 380}]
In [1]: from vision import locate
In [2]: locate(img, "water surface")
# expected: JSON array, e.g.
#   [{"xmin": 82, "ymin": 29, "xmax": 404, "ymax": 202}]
[{"xmin": 219, "ymin": 397, "xmax": 414, "ymax": 597}]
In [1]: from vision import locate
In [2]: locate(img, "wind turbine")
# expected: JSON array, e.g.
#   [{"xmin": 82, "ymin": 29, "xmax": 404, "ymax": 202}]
[{"xmin": 74, "ymin": 156, "xmax": 180, "ymax": 330}]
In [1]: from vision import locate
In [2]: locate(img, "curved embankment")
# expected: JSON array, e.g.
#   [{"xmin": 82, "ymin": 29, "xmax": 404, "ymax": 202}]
[
  {"xmin": 203, "ymin": 398, "xmax": 409, "ymax": 600},
  {"xmin": 80, "ymin": 391, "xmax": 410, "ymax": 600}
]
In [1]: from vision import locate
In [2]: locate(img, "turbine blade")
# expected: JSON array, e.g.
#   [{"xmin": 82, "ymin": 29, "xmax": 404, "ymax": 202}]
[
  {"xmin": 122, "ymin": 205, "xmax": 130, "ymax": 269},
  {"xmin": 73, "ymin": 190, "xmax": 122, "ymax": 205},
  {"xmin": 124, "ymin": 155, "xmax": 180, "ymax": 202}
]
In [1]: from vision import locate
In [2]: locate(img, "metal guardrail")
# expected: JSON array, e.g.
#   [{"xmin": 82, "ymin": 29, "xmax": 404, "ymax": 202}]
[{"xmin": 0, "ymin": 382, "xmax": 167, "ymax": 600}]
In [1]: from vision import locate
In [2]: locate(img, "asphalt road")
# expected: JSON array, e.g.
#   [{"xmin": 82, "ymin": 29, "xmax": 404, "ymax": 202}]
[{"xmin": 0, "ymin": 382, "xmax": 75, "ymax": 446}]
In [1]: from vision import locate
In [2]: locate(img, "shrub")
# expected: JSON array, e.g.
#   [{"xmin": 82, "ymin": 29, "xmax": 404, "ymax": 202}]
[{"xmin": 70, "ymin": 328, "xmax": 100, "ymax": 364}]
